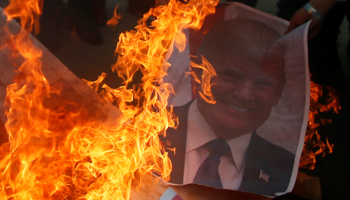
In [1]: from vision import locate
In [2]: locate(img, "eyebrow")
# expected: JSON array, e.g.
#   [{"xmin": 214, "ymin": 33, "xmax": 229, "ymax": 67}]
[
  {"xmin": 221, "ymin": 65, "xmax": 264, "ymax": 79},
  {"xmin": 221, "ymin": 65, "xmax": 242, "ymax": 74},
  {"xmin": 220, "ymin": 65, "xmax": 279, "ymax": 82}
]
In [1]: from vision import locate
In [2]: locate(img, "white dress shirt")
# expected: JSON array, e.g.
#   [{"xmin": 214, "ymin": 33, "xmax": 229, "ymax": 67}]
[{"xmin": 183, "ymin": 100, "xmax": 252, "ymax": 190}]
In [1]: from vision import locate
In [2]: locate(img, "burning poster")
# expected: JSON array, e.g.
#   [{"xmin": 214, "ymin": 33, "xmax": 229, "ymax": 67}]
[
  {"xmin": 0, "ymin": 0, "xmax": 220, "ymax": 199},
  {"xmin": 160, "ymin": 2, "xmax": 310, "ymax": 197},
  {"xmin": 0, "ymin": 0, "xmax": 312, "ymax": 199}
]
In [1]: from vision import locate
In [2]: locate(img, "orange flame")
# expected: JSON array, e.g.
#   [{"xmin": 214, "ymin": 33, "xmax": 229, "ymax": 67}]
[
  {"xmin": 82, "ymin": 72, "xmax": 107, "ymax": 92},
  {"xmin": 188, "ymin": 55, "xmax": 217, "ymax": 104},
  {"xmin": 299, "ymin": 80, "xmax": 340, "ymax": 170},
  {"xmin": 4, "ymin": 0, "xmax": 43, "ymax": 34},
  {"xmin": 107, "ymin": 4, "xmax": 122, "ymax": 28},
  {"xmin": 0, "ymin": 0, "xmax": 219, "ymax": 199}
]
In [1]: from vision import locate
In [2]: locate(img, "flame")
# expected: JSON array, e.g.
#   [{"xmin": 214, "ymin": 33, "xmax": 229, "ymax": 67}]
[
  {"xmin": 0, "ymin": 0, "xmax": 219, "ymax": 199},
  {"xmin": 4, "ymin": 0, "xmax": 43, "ymax": 34},
  {"xmin": 188, "ymin": 55, "xmax": 217, "ymax": 104},
  {"xmin": 82, "ymin": 72, "xmax": 107, "ymax": 92},
  {"xmin": 3, "ymin": 0, "xmax": 337, "ymax": 196},
  {"xmin": 107, "ymin": 4, "xmax": 122, "ymax": 28},
  {"xmin": 299, "ymin": 80, "xmax": 340, "ymax": 170}
]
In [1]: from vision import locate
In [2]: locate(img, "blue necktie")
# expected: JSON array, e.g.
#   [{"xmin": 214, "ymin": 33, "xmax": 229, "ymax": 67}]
[{"xmin": 193, "ymin": 138, "xmax": 231, "ymax": 188}]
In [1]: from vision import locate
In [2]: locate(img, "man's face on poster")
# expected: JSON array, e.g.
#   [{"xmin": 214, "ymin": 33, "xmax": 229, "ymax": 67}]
[{"xmin": 195, "ymin": 42, "xmax": 286, "ymax": 140}]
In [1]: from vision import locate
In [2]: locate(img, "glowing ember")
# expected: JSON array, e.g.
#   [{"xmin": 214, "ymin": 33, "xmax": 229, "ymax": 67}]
[
  {"xmin": 0, "ymin": 0, "xmax": 219, "ymax": 199},
  {"xmin": 300, "ymin": 80, "xmax": 340, "ymax": 170}
]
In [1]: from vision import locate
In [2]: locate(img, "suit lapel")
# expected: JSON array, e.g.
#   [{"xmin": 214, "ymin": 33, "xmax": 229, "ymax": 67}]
[
  {"xmin": 239, "ymin": 132, "xmax": 271, "ymax": 194},
  {"xmin": 239, "ymin": 132, "xmax": 294, "ymax": 196}
]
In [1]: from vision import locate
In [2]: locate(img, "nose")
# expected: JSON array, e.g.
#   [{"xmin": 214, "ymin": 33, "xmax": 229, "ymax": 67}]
[{"xmin": 232, "ymin": 80, "xmax": 255, "ymax": 101}]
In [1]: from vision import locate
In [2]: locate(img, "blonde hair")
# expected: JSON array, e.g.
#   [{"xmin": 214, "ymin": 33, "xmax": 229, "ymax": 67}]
[{"xmin": 197, "ymin": 18, "xmax": 286, "ymax": 64}]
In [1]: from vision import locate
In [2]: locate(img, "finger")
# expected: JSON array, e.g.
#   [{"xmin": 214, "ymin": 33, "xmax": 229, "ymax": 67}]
[
  {"xmin": 284, "ymin": 19, "xmax": 297, "ymax": 35},
  {"xmin": 284, "ymin": 9, "xmax": 313, "ymax": 35}
]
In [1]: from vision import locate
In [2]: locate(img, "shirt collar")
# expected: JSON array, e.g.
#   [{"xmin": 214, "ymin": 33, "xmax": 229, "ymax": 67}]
[{"xmin": 186, "ymin": 100, "xmax": 252, "ymax": 171}]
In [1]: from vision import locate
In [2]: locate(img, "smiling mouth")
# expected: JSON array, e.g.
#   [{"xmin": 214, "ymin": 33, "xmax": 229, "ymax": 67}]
[{"xmin": 222, "ymin": 100, "xmax": 253, "ymax": 113}]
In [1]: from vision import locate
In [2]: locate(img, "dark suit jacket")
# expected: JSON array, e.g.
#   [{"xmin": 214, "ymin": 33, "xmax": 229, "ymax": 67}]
[{"xmin": 160, "ymin": 101, "xmax": 295, "ymax": 196}]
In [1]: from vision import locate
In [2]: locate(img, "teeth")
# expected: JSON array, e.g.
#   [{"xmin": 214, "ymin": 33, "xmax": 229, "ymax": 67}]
[
  {"xmin": 229, "ymin": 105, "xmax": 250, "ymax": 112},
  {"xmin": 222, "ymin": 101, "xmax": 251, "ymax": 112}
]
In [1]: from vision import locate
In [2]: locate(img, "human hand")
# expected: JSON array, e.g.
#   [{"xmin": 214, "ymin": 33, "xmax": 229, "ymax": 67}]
[
  {"xmin": 284, "ymin": 0, "xmax": 337, "ymax": 35},
  {"xmin": 285, "ymin": 8, "xmax": 313, "ymax": 35},
  {"xmin": 285, "ymin": 10, "xmax": 322, "ymax": 40}
]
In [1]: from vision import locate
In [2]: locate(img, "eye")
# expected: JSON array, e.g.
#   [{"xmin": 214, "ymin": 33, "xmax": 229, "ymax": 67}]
[
  {"xmin": 254, "ymin": 80, "xmax": 273, "ymax": 88},
  {"xmin": 220, "ymin": 71, "xmax": 242, "ymax": 82}
]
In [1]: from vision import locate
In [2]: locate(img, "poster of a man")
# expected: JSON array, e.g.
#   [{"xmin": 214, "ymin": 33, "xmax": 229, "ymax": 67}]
[{"xmin": 160, "ymin": 3, "xmax": 309, "ymax": 197}]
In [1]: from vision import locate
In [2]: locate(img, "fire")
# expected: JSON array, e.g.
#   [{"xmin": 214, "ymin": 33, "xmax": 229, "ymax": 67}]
[
  {"xmin": 82, "ymin": 72, "xmax": 107, "ymax": 93},
  {"xmin": 107, "ymin": 4, "xmax": 122, "ymax": 28},
  {"xmin": 1, "ymin": 0, "xmax": 338, "ymax": 198},
  {"xmin": 0, "ymin": 0, "xmax": 219, "ymax": 200},
  {"xmin": 299, "ymin": 80, "xmax": 340, "ymax": 170},
  {"xmin": 4, "ymin": 0, "xmax": 43, "ymax": 34},
  {"xmin": 188, "ymin": 55, "xmax": 217, "ymax": 104}
]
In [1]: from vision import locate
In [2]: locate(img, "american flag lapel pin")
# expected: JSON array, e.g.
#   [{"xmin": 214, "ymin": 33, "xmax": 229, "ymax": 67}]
[{"xmin": 259, "ymin": 169, "xmax": 269, "ymax": 182}]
